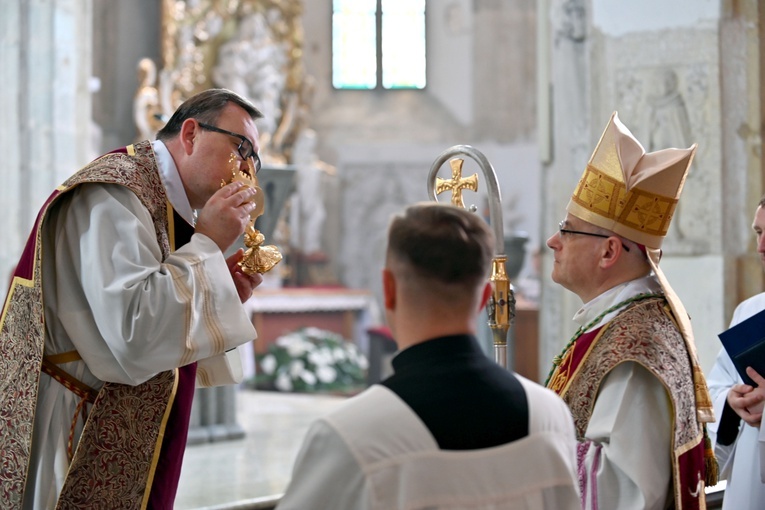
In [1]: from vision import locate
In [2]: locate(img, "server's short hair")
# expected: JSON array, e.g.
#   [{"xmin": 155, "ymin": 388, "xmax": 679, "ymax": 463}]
[{"xmin": 386, "ymin": 203, "xmax": 494, "ymax": 287}]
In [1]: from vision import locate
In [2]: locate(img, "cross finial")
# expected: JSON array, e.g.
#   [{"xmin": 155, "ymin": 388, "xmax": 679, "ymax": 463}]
[{"xmin": 435, "ymin": 158, "xmax": 479, "ymax": 208}]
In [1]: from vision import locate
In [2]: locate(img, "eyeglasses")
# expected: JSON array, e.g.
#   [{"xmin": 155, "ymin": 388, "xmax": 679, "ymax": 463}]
[
  {"xmin": 197, "ymin": 122, "xmax": 261, "ymax": 174},
  {"xmin": 558, "ymin": 221, "xmax": 630, "ymax": 252}
]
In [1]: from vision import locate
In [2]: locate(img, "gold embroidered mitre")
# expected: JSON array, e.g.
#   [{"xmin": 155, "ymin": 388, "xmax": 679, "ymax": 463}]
[{"xmin": 567, "ymin": 111, "xmax": 696, "ymax": 249}]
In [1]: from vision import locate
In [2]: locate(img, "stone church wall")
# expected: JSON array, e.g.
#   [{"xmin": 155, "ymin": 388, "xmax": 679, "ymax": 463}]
[
  {"xmin": 539, "ymin": 0, "xmax": 765, "ymax": 375},
  {"xmin": 302, "ymin": 0, "xmax": 541, "ymax": 304}
]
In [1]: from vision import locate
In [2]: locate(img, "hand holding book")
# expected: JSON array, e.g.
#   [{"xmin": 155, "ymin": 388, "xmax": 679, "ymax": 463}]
[{"xmin": 718, "ymin": 308, "xmax": 765, "ymax": 386}]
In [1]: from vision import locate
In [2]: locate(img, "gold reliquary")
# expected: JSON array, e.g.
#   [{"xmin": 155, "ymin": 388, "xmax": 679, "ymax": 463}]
[{"xmin": 223, "ymin": 153, "xmax": 282, "ymax": 274}]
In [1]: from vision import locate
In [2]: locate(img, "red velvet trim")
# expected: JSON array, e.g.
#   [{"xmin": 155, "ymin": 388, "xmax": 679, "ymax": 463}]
[
  {"xmin": 677, "ymin": 441, "xmax": 705, "ymax": 509},
  {"xmin": 367, "ymin": 326, "xmax": 394, "ymax": 341},
  {"xmin": 12, "ymin": 190, "xmax": 62, "ymax": 281},
  {"xmin": 147, "ymin": 362, "xmax": 197, "ymax": 509},
  {"xmin": 556, "ymin": 327, "xmax": 603, "ymax": 381}
]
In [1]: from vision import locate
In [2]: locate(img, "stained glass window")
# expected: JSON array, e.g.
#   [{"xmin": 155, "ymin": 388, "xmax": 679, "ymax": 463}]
[{"xmin": 332, "ymin": 0, "xmax": 426, "ymax": 90}]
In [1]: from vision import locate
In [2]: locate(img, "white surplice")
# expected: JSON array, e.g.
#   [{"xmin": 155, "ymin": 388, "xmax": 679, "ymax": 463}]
[
  {"xmin": 573, "ymin": 276, "xmax": 674, "ymax": 510},
  {"xmin": 276, "ymin": 378, "xmax": 580, "ymax": 510},
  {"xmin": 707, "ymin": 292, "xmax": 765, "ymax": 510},
  {"xmin": 23, "ymin": 141, "xmax": 257, "ymax": 509}
]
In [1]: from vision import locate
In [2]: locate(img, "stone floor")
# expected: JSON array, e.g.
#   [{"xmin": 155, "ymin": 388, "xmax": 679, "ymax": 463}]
[{"xmin": 175, "ymin": 389, "xmax": 347, "ymax": 510}]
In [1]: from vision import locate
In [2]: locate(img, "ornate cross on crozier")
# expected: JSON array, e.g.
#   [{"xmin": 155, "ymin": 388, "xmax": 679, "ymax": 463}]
[
  {"xmin": 428, "ymin": 145, "xmax": 514, "ymax": 369},
  {"xmin": 435, "ymin": 159, "xmax": 479, "ymax": 208}
]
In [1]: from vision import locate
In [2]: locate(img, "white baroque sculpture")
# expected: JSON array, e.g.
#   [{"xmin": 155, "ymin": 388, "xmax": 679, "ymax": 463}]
[
  {"xmin": 211, "ymin": 10, "xmax": 289, "ymax": 164},
  {"xmin": 133, "ymin": 58, "xmax": 164, "ymax": 142},
  {"xmin": 289, "ymin": 129, "xmax": 333, "ymax": 255}
]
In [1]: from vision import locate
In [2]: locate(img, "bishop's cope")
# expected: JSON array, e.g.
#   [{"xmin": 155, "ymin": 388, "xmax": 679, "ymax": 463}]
[{"xmin": 544, "ymin": 111, "xmax": 717, "ymax": 510}]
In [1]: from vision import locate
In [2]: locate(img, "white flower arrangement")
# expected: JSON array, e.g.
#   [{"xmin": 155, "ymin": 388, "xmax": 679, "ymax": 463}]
[{"xmin": 254, "ymin": 327, "xmax": 369, "ymax": 394}]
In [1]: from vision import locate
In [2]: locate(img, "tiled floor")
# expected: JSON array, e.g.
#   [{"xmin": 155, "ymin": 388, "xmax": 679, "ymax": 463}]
[{"xmin": 175, "ymin": 389, "xmax": 347, "ymax": 510}]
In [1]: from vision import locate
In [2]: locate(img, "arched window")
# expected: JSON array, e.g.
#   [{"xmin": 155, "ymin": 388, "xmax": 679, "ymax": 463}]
[{"xmin": 332, "ymin": 0, "xmax": 426, "ymax": 90}]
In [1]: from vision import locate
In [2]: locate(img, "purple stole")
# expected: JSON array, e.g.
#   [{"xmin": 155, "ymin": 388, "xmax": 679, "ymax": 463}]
[
  {"xmin": 0, "ymin": 142, "xmax": 197, "ymax": 509},
  {"xmin": 147, "ymin": 208, "xmax": 198, "ymax": 509},
  {"xmin": 548, "ymin": 297, "xmax": 707, "ymax": 510}
]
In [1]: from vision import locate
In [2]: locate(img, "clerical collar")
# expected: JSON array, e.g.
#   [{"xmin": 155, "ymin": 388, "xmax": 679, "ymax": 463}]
[
  {"xmin": 573, "ymin": 274, "xmax": 662, "ymax": 332},
  {"xmin": 391, "ymin": 334, "xmax": 481, "ymax": 372},
  {"xmin": 152, "ymin": 140, "xmax": 195, "ymax": 226}
]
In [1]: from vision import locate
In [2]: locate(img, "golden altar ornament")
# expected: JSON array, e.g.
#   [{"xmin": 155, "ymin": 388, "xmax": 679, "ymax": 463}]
[{"xmin": 224, "ymin": 153, "xmax": 282, "ymax": 274}]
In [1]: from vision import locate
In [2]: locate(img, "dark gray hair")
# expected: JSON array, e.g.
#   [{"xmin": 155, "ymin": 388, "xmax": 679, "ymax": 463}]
[{"xmin": 156, "ymin": 88, "xmax": 263, "ymax": 141}]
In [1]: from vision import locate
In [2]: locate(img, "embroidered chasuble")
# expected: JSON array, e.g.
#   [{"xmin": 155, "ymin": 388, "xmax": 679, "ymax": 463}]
[
  {"xmin": 547, "ymin": 297, "xmax": 706, "ymax": 510},
  {"xmin": 0, "ymin": 141, "xmax": 200, "ymax": 509}
]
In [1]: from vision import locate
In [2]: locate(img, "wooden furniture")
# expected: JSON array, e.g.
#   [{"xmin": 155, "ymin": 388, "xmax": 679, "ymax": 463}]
[
  {"xmin": 244, "ymin": 287, "xmax": 379, "ymax": 355},
  {"xmin": 511, "ymin": 298, "xmax": 539, "ymax": 382}
]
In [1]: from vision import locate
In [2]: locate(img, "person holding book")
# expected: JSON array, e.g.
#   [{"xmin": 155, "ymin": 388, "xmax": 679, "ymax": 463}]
[
  {"xmin": 707, "ymin": 196, "xmax": 765, "ymax": 510},
  {"xmin": 544, "ymin": 112, "xmax": 716, "ymax": 510}
]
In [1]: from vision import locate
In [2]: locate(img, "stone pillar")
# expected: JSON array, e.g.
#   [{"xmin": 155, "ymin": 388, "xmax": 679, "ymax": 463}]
[
  {"xmin": 0, "ymin": 0, "xmax": 94, "ymax": 297},
  {"xmin": 187, "ymin": 386, "xmax": 245, "ymax": 445},
  {"xmin": 472, "ymin": 0, "xmax": 537, "ymax": 142},
  {"xmin": 92, "ymin": 0, "xmax": 161, "ymax": 151},
  {"xmin": 719, "ymin": 2, "xmax": 765, "ymax": 311},
  {"xmin": 539, "ymin": 0, "xmax": 592, "ymax": 378}
]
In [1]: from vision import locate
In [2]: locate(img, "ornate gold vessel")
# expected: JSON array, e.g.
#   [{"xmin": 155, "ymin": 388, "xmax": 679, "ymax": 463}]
[{"xmin": 225, "ymin": 153, "xmax": 282, "ymax": 274}]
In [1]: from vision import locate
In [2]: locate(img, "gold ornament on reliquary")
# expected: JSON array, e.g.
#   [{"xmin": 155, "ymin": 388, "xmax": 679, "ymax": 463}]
[{"xmin": 222, "ymin": 153, "xmax": 283, "ymax": 274}]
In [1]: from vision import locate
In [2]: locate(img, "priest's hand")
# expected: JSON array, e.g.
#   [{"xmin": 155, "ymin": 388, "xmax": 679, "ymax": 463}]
[
  {"xmin": 227, "ymin": 249, "xmax": 263, "ymax": 303},
  {"xmin": 196, "ymin": 183, "xmax": 258, "ymax": 252},
  {"xmin": 728, "ymin": 369, "xmax": 764, "ymax": 427}
]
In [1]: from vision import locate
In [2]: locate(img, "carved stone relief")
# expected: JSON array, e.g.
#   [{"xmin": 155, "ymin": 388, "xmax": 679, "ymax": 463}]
[
  {"xmin": 603, "ymin": 30, "xmax": 720, "ymax": 254},
  {"xmin": 340, "ymin": 161, "xmax": 433, "ymax": 304},
  {"xmin": 550, "ymin": 0, "xmax": 590, "ymax": 182}
]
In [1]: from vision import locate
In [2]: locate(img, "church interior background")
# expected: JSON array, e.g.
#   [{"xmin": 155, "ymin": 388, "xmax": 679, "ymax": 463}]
[{"xmin": 2, "ymin": 0, "xmax": 765, "ymax": 507}]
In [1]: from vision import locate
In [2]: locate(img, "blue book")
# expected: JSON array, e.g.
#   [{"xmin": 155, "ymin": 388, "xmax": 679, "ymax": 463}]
[{"xmin": 718, "ymin": 308, "xmax": 765, "ymax": 387}]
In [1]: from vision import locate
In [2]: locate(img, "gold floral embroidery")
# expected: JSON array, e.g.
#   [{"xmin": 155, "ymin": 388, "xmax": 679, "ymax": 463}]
[{"xmin": 563, "ymin": 298, "xmax": 704, "ymax": 509}]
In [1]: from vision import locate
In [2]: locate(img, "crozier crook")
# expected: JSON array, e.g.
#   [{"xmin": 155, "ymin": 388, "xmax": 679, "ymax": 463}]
[{"xmin": 427, "ymin": 145, "xmax": 515, "ymax": 368}]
